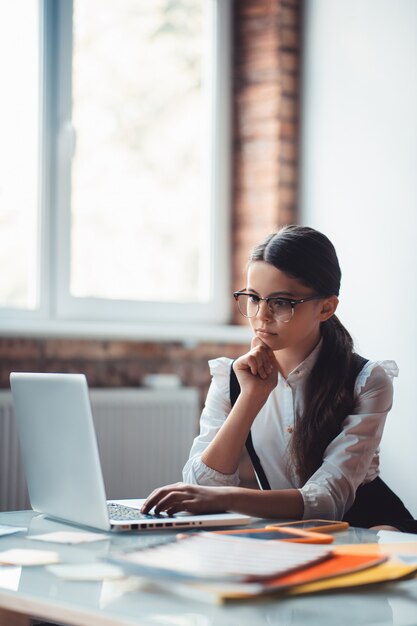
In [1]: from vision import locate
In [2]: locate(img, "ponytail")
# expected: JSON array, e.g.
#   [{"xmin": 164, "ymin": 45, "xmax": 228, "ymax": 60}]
[{"xmin": 290, "ymin": 315, "xmax": 357, "ymax": 483}]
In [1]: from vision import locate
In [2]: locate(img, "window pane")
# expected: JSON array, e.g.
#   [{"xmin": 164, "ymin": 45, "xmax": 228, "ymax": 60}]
[
  {"xmin": 71, "ymin": 0, "xmax": 208, "ymax": 303},
  {"xmin": 0, "ymin": 2, "xmax": 40, "ymax": 310}
]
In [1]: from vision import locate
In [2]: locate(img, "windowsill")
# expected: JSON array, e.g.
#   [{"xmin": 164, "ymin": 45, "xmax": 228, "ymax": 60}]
[{"xmin": 0, "ymin": 319, "xmax": 252, "ymax": 345}]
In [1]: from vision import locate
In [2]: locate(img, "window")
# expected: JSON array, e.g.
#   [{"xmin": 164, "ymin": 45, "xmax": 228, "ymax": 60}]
[
  {"xmin": 0, "ymin": 2, "xmax": 40, "ymax": 312},
  {"xmin": 0, "ymin": 0, "xmax": 232, "ymax": 334}
]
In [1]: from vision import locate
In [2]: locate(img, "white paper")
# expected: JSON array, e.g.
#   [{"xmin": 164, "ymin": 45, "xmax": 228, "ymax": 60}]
[
  {"xmin": 100, "ymin": 578, "xmax": 146, "ymax": 607},
  {"xmin": 0, "ymin": 549, "xmax": 59, "ymax": 566},
  {"xmin": 28, "ymin": 531, "xmax": 108, "ymax": 544},
  {"xmin": 0, "ymin": 566, "xmax": 22, "ymax": 591}
]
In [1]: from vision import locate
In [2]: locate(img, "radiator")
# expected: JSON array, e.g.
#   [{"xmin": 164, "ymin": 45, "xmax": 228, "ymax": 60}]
[{"xmin": 0, "ymin": 387, "xmax": 199, "ymax": 512}]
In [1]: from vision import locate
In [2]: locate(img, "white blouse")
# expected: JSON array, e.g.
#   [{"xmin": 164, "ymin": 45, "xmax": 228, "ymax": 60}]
[{"xmin": 182, "ymin": 343, "xmax": 399, "ymax": 520}]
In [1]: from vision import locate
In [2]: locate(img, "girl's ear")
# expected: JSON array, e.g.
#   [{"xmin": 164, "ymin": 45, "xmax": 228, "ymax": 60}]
[{"xmin": 318, "ymin": 296, "xmax": 338, "ymax": 322}]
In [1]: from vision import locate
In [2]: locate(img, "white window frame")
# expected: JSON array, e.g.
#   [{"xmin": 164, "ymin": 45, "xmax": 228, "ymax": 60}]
[{"xmin": 0, "ymin": 0, "xmax": 252, "ymax": 342}]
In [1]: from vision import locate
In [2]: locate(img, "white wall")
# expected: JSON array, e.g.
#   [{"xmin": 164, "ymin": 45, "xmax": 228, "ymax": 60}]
[{"xmin": 300, "ymin": 0, "xmax": 417, "ymax": 515}]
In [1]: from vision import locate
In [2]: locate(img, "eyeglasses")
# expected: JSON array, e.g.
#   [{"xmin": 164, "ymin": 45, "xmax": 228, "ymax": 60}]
[{"xmin": 233, "ymin": 291, "xmax": 324, "ymax": 323}]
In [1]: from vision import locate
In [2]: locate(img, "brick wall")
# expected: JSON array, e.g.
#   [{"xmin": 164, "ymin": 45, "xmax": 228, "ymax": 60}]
[
  {"xmin": 232, "ymin": 0, "xmax": 302, "ymax": 321},
  {"xmin": 0, "ymin": 337, "xmax": 245, "ymax": 405}
]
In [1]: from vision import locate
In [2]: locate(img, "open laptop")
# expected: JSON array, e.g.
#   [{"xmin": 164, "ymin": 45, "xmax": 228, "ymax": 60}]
[{"xmin": 10, "ymin": 372, "xmax": 253, "ymax": 532}]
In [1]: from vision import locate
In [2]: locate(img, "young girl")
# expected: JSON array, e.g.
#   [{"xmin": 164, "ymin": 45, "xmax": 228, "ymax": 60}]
[{"xmin": 142, "ymin": 225, "xmax": 414, "ymax": 529}]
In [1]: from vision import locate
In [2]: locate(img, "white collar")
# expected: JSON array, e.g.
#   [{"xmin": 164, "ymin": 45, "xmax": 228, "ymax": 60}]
[{"xmin": 285, "ymin": 338, "xmax": 323, "ymax": 381}]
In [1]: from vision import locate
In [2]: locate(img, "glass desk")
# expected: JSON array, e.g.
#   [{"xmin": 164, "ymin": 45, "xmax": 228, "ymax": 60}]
[{"xmin": 0, "ymin": 510, "xmax": 417, "ymax": 626}]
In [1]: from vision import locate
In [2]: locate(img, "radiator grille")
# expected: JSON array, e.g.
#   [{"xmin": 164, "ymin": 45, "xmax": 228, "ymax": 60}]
[
  {"xmin": 0, "ymin": 393, "xmax": 29, "ymax": 511},
  {"xmin": 0, "ymin": 387, "xmax": 199, "ymax": 511}
]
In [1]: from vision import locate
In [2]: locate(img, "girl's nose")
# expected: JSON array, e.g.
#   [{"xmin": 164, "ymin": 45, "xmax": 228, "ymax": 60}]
[{"xmin": 257, "ymin": 299, "xmax": 273, "ymax": 320}]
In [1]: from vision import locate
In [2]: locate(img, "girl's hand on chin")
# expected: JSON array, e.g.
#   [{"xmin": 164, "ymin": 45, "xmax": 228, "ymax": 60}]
[
  {"xmin": 140, "ymin": 483, "xmax": 228, "ymax": 516},
  {"xmin": 233, "ymin": 336, "xmax": 278, "ymax": 397}
]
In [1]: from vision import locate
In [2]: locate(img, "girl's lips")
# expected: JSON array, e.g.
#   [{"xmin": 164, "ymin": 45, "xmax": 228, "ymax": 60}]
[{"xmin": 256, "ymin": 329, "xmax": 277, "ymax": 337}]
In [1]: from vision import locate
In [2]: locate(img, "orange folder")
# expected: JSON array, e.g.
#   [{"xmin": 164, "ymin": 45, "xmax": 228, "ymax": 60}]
[{"xmin": 263, "ymin": 552, "xmax": 387, "ymax": 590}]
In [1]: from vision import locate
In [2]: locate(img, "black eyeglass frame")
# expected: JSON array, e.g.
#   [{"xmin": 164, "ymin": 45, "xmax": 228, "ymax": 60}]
[{"xmin": 233, "ymin": 291, "xmax": 325, "ymax": 322}]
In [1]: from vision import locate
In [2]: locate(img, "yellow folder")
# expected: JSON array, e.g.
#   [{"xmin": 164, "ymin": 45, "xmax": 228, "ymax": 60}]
[{"xmin": 285, "ymin": 560, "xmax": 417, "ymax": 596}]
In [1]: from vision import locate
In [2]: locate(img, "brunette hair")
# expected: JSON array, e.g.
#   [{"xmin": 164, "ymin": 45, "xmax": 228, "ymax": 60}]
[{"xmin": 249, "ymin": 225, "xmax": 358, "ymax": 483}]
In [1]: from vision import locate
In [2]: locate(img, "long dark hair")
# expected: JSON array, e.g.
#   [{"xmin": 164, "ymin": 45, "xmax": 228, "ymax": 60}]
[{"xmin": 249, "ymin": 225, "xmax": 358, "ymax": 483}]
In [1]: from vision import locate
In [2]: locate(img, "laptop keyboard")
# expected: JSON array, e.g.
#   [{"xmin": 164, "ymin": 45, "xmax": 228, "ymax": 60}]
[{"xmin": 107, "ymin": 502, "xmax": 165, "ymax": 521}]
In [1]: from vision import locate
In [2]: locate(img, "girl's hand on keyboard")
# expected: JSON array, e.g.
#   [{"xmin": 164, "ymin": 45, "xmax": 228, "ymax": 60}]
[{"xmin": 140, "ymin": 483, "xmax": 230, "ymax": 516}]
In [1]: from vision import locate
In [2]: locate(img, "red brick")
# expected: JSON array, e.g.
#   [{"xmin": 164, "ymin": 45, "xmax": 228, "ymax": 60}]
[
  {"xmin": 281, "ymin": 0, "xmax": 302, "ymax": 8},
  {"xmin": 280, "ymin": 50, "xmax": 300, "ymax": 73},
  {"xmin": 43, "ymin": 339, "xmax": 106, "ymax": 359},
  {"xmin": 279, "ymin": 139, "xmax": 299, "ymax": 162},
  {"xmin": 280, "ymin": 163, "xmax": 298, "ymax": 185},
  {"xmin": 281, "ymin": 72, "xmax": 299, "ymax": 96},
  {"xmin": 279, "ymin": 184, "xmax": 298, "ymax": 206},
  {"xmin": 236, "ymin": 2, "xmax": 280, "ymax": 19},
  {"xmin": 238, "ymin": 138, "xmax": 280, "ymax": 162},
  {"xmin": 280, "ymin": 95, "xmax": 299, "ymax": 120},
  {"xmin": 234, "ymin": 119, "xmax": 280, "ymax": 144},
  {"xmin": 0, "ymin": 338, "xmax": 41, "ymax": 359},
  {"xmin": 278, "ymin": 203, "xmax": 298, "ymax": 226},
  {"xmin": 280, "ymin": 120, "xmax": 298, "ymax": 140},
  {"xmin": 234, "ymin": 30, "xmax": 280, "ymax": 57},
  {"xmin": 279, "ymin": 27, "xmax": 300, "ymax": 50},
  {"xmin": 235, "ymin": 83, "xmax": 280, "ymax": 115},
  {"xmin": 279, "ymin": 5, "xmax": 300, "ymax": 28},
  {"xmin": 234, "ymin": 59, "xmax": 281, "ymax": 85}
]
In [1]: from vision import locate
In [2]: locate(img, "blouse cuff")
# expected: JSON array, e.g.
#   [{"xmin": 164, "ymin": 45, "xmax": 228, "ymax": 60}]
[
  {"xmin": 299, "ymin": 483, "xmax": 340, "ymax": 520},
  {"xmin": 192, "ymin": 457, "xmax": 240, "ymax": 487}
]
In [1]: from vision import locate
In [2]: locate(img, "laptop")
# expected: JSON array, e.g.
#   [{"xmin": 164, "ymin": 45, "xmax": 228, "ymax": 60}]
[{"xmin": 10, "ymin": 372, "xmax": 253, "ymax": 532}]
